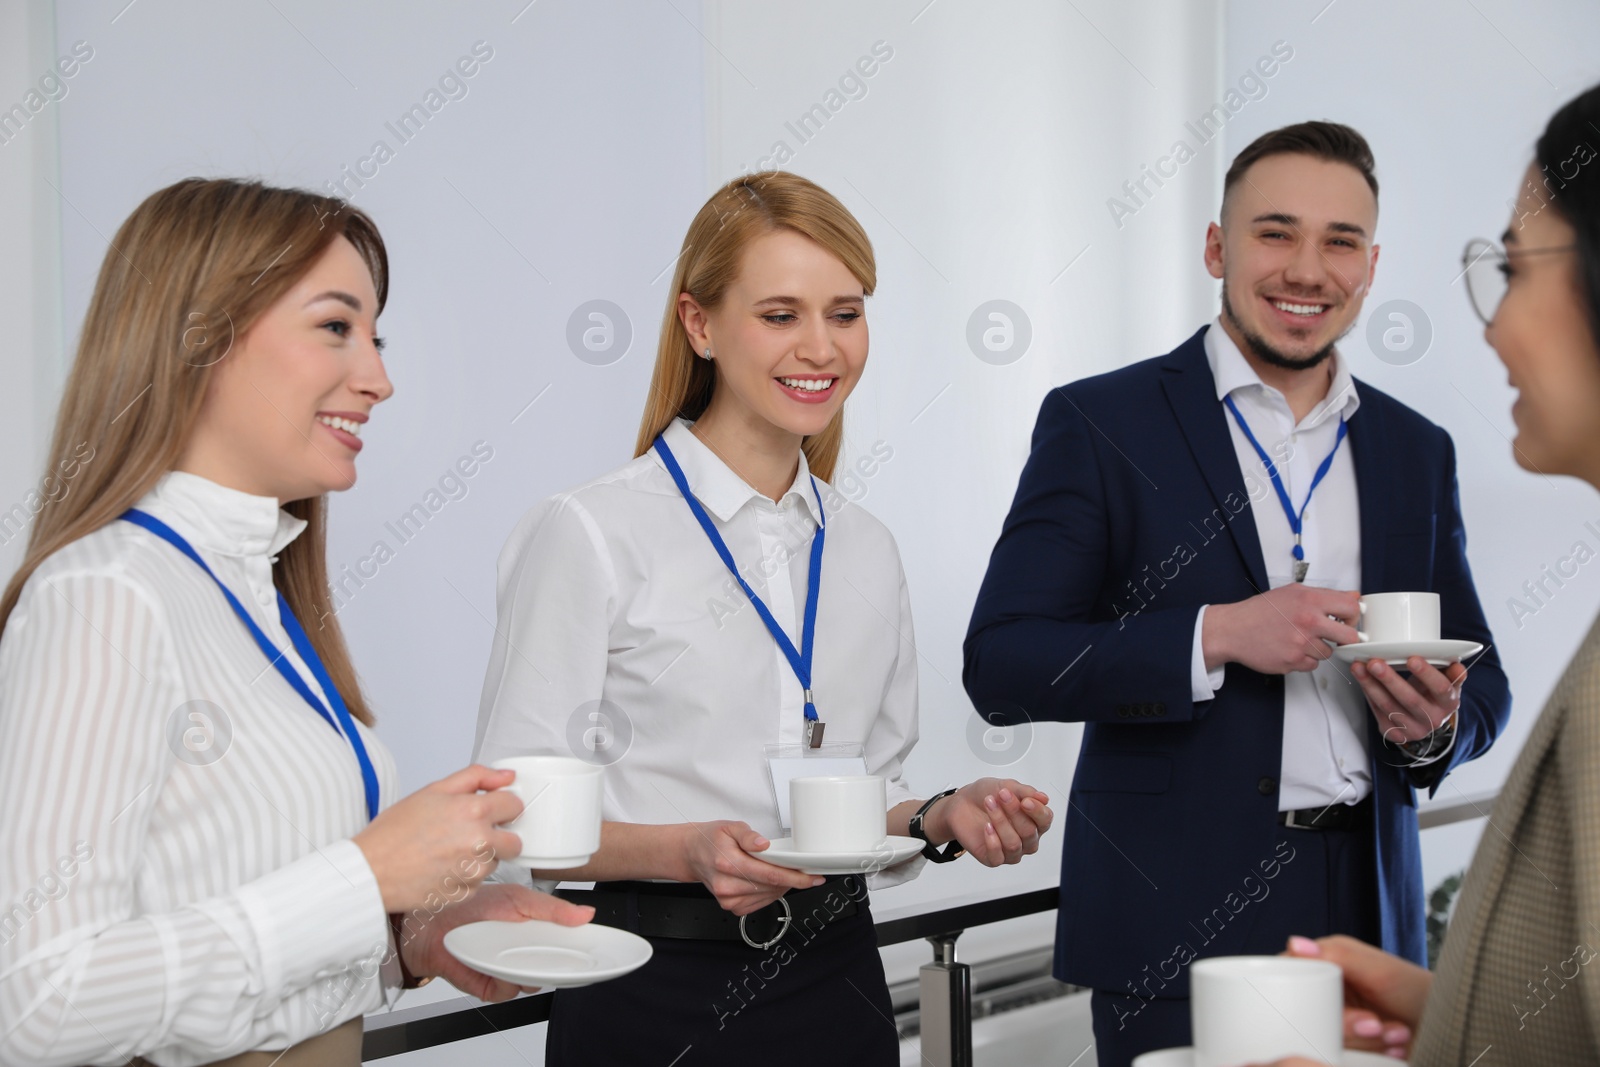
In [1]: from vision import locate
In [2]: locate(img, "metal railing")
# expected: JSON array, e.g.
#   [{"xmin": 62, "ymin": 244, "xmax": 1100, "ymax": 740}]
[
  {"xmin": 361, "ymin": 793, "xmax": 1496, "ymax": 1063},
  {"xmin": 359, "ymin": 884, "xmax": 1062, "ymax": 1060}
]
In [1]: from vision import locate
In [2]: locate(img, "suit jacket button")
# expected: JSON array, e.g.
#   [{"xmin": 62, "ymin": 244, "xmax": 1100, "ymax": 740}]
[
  {"xmin": 1117, "ymin": 705, "xmax": 1129, "ymax": 718},
  {"xmin": 1257, "ymin": 777, "xmax": 1277, "ymax": 795},
  {"xmin": 1155, "ymin": 702, "xmax": 1167, "ymax": 716}
]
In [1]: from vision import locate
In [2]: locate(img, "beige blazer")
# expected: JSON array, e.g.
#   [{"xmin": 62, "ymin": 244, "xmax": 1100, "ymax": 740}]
[
  {"xmin": 121, "ymin": 1018, "xmax": 362, "ymax": 1067},
  {"xmin": 1412, "ymin": 612, "xmax": 1600, "ymax": 1065}
]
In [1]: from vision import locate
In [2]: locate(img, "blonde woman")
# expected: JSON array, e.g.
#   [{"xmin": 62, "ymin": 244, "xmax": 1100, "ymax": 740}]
[
  {"xmin": 474, "ymin": 172, "xmax": 1054, "ymax": 1065},
  {"xmin": 0, "ymin": 179, "xmax": 589, "ymax": 1067}
]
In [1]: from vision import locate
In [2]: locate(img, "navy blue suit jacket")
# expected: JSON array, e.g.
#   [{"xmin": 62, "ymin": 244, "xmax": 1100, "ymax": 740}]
[{"xmin": 963, "ymin": 326, "xmax": 1510, "ymax": 996}]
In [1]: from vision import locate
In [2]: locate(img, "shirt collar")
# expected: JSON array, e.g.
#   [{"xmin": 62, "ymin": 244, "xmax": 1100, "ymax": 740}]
[
  {"xmin": 135, "ymin": 470, "xmax": 308, "ymax": 559},
  {"xmin": 1204, "ymin": 317, "xmax": 1360, "ymax": 428},
  {"xmin": 657, "ymin": 419, "xmax": 824, "ymax": 525}
]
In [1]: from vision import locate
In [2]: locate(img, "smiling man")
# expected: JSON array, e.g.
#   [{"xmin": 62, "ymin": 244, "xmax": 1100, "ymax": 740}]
[{"xmin": 964, "ymin": 122, "xmax": 1510, "ymax": 1066}]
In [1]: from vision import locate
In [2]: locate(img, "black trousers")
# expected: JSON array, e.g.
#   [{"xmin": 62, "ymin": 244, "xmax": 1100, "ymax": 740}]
[
  {"xmin": 545, "ymin": 895, "xmax": 899, "ymax": 1066},
  {"xmin": 1089, "ymin": 821, "xmax": 1382, "ymax": 1067}
]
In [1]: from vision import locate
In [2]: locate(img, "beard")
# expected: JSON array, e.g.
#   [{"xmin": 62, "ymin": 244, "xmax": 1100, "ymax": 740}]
[{"xmin": 1220, "ymin": 283, "xmax": 1338, "ymax": 373}]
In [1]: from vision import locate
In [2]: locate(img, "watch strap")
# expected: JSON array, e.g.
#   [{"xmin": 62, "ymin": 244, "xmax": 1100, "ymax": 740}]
[
  {"xmin": 390, "ymin": 912, "xmax": 433, "ymax": 989},
  {"xmin": 909, "ymin": 787, "xmax": 965, "ymax": 864}
]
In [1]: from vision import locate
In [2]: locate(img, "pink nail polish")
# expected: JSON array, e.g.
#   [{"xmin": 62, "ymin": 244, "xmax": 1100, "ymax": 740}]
[{"xmin": 1288, "ymin": 935, "xmax": 1321, "ymax": 956}]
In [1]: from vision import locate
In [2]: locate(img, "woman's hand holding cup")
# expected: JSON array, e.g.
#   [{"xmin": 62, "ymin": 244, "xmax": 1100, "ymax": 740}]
[
  {"xmin": 1281, "ymin": 934, "xmax": 1432, "ymax": 1059},
  {"xmin": 353, "ymin": 764, "xmax": 526, "ymax": 913}
]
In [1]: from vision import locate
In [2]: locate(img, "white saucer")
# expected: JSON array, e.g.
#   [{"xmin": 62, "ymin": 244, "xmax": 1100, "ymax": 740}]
[
  {"xmin": 1134, "ymin": 1047, "xmax": 1404, "ymax": 1067},
  {"xmin": 755, "ymin": 835, "xmax": 925, "ymax": 875},
  {"xmin": 1332, "ymin": 638, "xmax": 1483, "ymax": 668},
  {"xmin": 442, "ymin": 919, "xmax": 652, "ymax": 989}
]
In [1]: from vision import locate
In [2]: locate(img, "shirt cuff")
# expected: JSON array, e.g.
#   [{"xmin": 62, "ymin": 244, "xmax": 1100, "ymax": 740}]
[
  {"xmin": 867, "ymin": 852, "xmax": 926, "ymax": 890},
  {"xmin": 1191, "ymin": 606, "xmax": 1226, "ymax": 702},
  {"xmin": 236, "ymin": 838, "xmax": 390, "ymax": 996}
]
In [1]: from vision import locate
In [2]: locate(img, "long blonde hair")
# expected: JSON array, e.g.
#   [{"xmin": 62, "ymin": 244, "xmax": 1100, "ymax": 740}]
[
  {"xmin": 633, "ymin": 172, "xmax": 876, "ymax": 481},
  {"xmin": 0, "ymin": 179, "xmax": 387, "ymax": 725}
]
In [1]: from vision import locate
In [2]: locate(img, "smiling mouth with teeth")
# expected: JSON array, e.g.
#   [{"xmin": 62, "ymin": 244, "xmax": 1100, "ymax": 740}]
[
  {"xmin": 316, "ymin": 414, "xmax": 363, "ymax": 438},
  {"xmin": 776, "ymin": 376, "xmax": 837, "ymax": 393},
  {"xmin": 1270, "ymin": 298, "xmax": 1331, "ymax": 317}
]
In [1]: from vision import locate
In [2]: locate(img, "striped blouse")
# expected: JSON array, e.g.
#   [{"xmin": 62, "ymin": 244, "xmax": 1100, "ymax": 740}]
[{"xmin": 0, "ymin": 471, "xmax": 400, "ymax": 1066}]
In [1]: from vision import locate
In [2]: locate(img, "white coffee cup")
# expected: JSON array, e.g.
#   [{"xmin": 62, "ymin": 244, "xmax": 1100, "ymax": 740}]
[
  {"xmin": 490, "ymin": 756, "xmax": 604, "ymax": 868},
  {"xmin": 1189, "ymin": 956, "xmax": 1342, "ymax": 1067},
  {"xmin": 1357, "ymin": 591, "xmax": 1441, "ymax": 644},
  {"xmin": 790, "ymin": 775, "xmax": 886, "ymax": 853}
]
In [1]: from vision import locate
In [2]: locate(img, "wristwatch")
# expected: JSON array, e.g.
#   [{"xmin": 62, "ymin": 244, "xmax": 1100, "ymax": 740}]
[
  {"xmin": 909, "ymin": 788, "xmax": 966, "ymax": 863},
  {"xmin": 390, "ymin": 912, "xmax": 433, "ymax": 989}
]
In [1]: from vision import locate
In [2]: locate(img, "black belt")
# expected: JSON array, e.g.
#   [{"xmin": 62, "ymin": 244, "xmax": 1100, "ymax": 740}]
[
  {"xmin": 1278, "ymin": 797, "xmax": 1373, "ymax": 831},
  {"xmin": 556, "ymin": 876, "xmax": 865, "ymax": 950}
]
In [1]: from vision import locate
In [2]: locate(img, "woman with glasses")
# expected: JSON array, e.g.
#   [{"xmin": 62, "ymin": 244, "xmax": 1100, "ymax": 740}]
[{"xmin": 1261, "ymin": 82, "xmax": 1600, "ymax": 1067}]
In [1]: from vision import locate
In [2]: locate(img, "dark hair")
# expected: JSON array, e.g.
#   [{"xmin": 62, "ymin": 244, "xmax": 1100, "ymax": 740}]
[
  {"xmin": 1535, "ymin": 83, "xmax": 1600, "ymax": 344},
  {"xmin": 1222, "ymin": 121, "xmax": 1378, "ymax": 217}
]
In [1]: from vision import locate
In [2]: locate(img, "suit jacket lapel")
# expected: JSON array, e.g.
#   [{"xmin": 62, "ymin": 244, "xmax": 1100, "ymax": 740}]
[
  {"xmin": 1160, "ymin": 329, "xmax": 1271, "ymax": 592},
  {"xmin": 1348, "ymin": 380, "xmax": 1388, "ymax": 595}
]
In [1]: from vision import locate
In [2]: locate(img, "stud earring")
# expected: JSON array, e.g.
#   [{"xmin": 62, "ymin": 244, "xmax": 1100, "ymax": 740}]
[{"xmin": 701, "ymin": 346, "xmax": 713, "ymax": 360}]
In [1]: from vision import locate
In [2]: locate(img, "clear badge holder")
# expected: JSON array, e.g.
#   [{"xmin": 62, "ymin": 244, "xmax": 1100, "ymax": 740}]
[{"xmin": 764, "ymin": 741, "xmax": 867, "ymax": 832}]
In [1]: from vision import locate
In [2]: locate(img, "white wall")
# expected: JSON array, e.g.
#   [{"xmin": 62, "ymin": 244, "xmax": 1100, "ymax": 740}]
[
  {"xmin": 48, "ymin": 0, "xmax": 707, "ymax": 783},
  {"xmin": 0, "ymin": 0, "xmax": 65, "ymax": 583}
]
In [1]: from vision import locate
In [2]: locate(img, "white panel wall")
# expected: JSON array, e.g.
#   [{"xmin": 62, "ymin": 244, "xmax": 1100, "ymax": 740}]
[
  {"xmin": 48, "ymin": 0, "xmax": 707, "ymax": 793},
  {"xmin": 0, "ymin": 0, "xmax": 66, "ymax": 585}
]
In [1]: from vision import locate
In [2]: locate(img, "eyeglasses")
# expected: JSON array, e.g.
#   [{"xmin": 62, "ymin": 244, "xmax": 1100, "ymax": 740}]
[{"xmin": 1460, "ymin": 237, "xmax": 1577, "ymax": 324}]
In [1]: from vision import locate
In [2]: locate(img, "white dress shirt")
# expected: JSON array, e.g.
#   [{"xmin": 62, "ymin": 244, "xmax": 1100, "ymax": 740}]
[
  {"xmin": 0, "ymin": 471, "xmax": 400, "ymax": 1067},
  {"xmin": 475, "ymin": 418, "xmax": 924, "ymax": 887},
  {"xmin": 1189, "ymin": 320, "xmax": 1372, "ymax": 810}
]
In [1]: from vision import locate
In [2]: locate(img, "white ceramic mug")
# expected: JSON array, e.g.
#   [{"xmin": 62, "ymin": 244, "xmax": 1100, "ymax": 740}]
[
  {"xmin": 490, "ymin": 756, "xmax": 604, "ymax": 868},
  {"xmin": 1357, "ymin": 591, "xmax": 1441, "ymax": 644},
  {"xmin": 1189, "ymin": 956, "xmax": 1342, "ymax": 1067},
  {"xmin": 790, "ymin": 775, "xmax": 886, "ymax": 853}
]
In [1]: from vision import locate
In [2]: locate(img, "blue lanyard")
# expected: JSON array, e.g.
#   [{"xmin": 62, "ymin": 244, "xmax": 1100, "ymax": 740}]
[
  {"xmin": 1223, "ymin": 395, "xmax": 1348, "ymax": 571},
  {"xmin": 652, "ymin": 435, "xmax": 826, "ymax": 728},
  {"xmin": 121, "ymin": 509, "xmax": 380, "ymax": 821}
]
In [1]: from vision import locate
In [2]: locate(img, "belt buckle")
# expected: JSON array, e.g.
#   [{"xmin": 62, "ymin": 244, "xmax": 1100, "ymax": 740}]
[
  {"xmin": 738, "ymin": 896, "xmax": 792, "ymax": 950},
  {"xmin": 1284, "ymin": 808, "xmax": 1313, "ymax": 830}
]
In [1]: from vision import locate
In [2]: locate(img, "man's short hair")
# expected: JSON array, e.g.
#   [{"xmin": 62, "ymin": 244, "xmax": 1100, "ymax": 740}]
[{"xmin": 1222, "ymin": 121, "xmax": 1379, "ymax": 219}]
